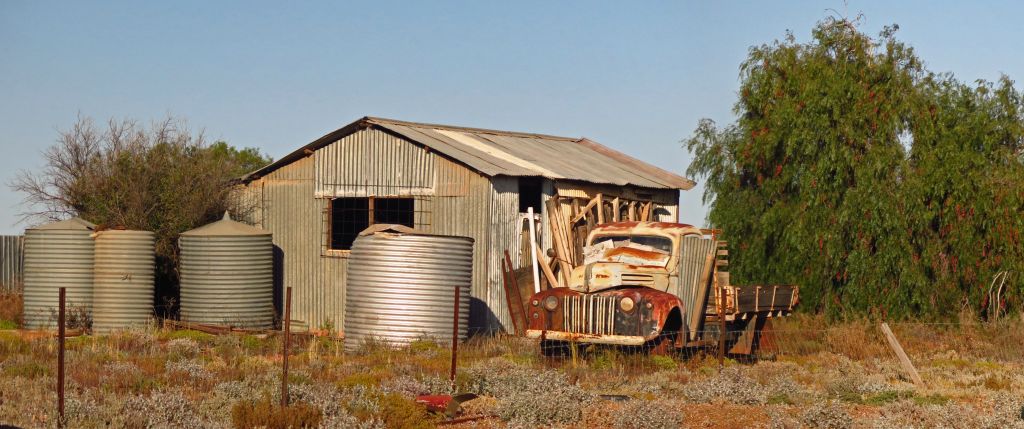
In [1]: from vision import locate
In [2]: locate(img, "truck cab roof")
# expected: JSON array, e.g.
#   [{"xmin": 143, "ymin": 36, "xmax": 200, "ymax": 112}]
[{"xmin": 590, "ymin": 221, "xmax": 703, "ymax": 240}]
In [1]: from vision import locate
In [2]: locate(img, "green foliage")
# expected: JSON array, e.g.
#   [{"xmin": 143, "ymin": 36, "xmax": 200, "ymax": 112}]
[
  {"xmin": 686, "ymin": 17, "xmax": 1024, "ymax": 319},
  {"xmin": 12, "ymin": 116, "xmax": 273, "ymax": 318}
]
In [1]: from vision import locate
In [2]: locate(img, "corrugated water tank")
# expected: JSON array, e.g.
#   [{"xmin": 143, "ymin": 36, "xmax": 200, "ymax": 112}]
[
  {"xmin": 345, "ymin": 225, "xmax": 473, "ymax": 351},
  {"xmin": 179, "ymin": 212, "xmax": 274, "ymax": 329},
  {"xmin": 22, "ymin": 218, "xmax": 95, "ymax": 329},
  {"xmin": 92, "ymin": 229, "xmax": 155, "ymax": 333}
]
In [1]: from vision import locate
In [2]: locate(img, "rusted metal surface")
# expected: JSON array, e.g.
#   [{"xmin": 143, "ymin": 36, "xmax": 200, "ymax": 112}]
[
  {"xmin": 525, "ymin": 286, "xmax": 683, "ymax": 345},
  {"xmin": 526, "ymin": 221, "xmax": 798, "ymax": 353},
  {"xmin": 501, "ymin": 252, "xmax": 527, "ymax": 336}
]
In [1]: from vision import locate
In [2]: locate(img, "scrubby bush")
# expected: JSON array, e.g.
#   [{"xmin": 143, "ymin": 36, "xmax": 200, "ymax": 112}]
[
  {"xmin": 166, "ymin": 338, "xmax": 200, "ymax": 360},
  {"xmin": 165, "ymin": 359, "xmax": 213, "ymax": 382},
  {"xmin": 119, "ymin": 391, "xmax": 213, "ymax": 428},
  {"xmin": 231, "ymin": 397, "xmax": 322, "ymax": 429},
  {"xmin": 800, "ymin": 402, "xmax": 852, "ymax": 429},
  {"xmin": 612, "ymin": 398, "xmax": 685, "ymax": 429},
  {"xmin": 684, "ymin": 366, "xmax": 769, "ymax": 405},
  {"xmin": 467, "ymin": 359, "xmax": 595, "ymax": 426}
]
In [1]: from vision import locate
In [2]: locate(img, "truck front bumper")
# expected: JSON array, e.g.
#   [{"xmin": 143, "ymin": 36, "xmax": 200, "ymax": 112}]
[{"xmin": 524, "ymin": 329, "xmax": 648, "ymax": 346}]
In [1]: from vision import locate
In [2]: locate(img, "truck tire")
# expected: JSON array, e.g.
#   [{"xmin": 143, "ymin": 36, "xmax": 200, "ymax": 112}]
[{"xmin": 647, "ymin": 309, "xmax": 684, "ymax": 355}]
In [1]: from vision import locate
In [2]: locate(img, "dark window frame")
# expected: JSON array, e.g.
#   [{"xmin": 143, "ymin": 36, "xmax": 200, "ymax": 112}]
[{"xmin": 326, "ymin": 196, "xmax": 415, "ymax": 253}]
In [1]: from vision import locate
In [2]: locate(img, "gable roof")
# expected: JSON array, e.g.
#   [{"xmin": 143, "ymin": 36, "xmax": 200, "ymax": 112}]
[{"xmin": 241, "ymin": 116, "xmax": 695, "ymax": 190}]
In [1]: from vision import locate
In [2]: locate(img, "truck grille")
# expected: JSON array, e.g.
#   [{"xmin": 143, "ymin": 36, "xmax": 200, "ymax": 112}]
[
  {"xmin": 562, "ymin": 295, "xmax": 617, "ymax": 335},
  {"xmin": 620, "ymin": 273, "xmax": 655, "ymax": 287}
]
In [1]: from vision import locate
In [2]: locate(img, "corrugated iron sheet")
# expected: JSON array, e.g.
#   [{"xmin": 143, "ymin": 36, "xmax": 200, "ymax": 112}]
[
  {"xmin": 179, "ymin": 220, "xmax": 274, "ymax": 329},
  {"xmin": 344, "ymin": 232, "xmax": 472, "ymax": 350},
  {"xmin": 241, "ymin": 116, "xmax": 694, "ymax": 191},
  {"xmin": 92, "ymin": 230, "xmax": 156, "ymax": 333},
  {"xmin": 0, "ymin": 235, "xmax": 23, "ymax": 293},
  {"xmin": 372, "ymin": 118, "xmax": 692, "ymax": 190},
  {"xmin": 240, "ymin": 126, "xmax": 686, "ymax": 334}
]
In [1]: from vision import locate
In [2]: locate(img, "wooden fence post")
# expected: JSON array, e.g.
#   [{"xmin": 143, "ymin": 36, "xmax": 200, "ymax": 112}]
[{"xmin": 880, "ymin": 322, "xmax": 923, "ymax": 385}]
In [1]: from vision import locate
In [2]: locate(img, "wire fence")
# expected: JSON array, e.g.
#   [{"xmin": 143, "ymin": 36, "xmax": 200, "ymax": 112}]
[{"xmin": 335, "ymin": 318, "xmax": 1024, "ymax": 386}]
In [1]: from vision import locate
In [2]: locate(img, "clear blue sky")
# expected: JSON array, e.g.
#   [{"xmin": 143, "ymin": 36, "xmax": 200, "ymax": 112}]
[{"xmin": 1, "ymin": 1, "xmax": 1021, "ymax": 234}]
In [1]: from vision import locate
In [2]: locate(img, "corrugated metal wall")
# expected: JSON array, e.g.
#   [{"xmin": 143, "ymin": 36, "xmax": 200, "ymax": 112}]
[
  {"xmin": 431, "ymin": 156, "xmax": 493, "ymax": 330},
  {"xmin": 487, "ymin": 177, "xmax": 520, "ymax": 330},
  {"xmin": 245, "ymin": 129, "xmax": 500, "ymax": 332},
  {"xmin": 240, "ymin": 127, "xmax": 682, "ymax": 334},
  {"xmin": 0, "ymin": 235, "xmax": 23, "ymax": 293},
  {"xmin": 315, "ymin": 128, "xmax": 435, "ymax": 198}
]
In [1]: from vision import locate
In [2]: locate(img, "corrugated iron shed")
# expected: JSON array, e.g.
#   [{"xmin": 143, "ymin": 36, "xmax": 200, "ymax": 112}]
[{"xmin": 241, "ymin": 117, "xmax": 695, "ymax": 190}]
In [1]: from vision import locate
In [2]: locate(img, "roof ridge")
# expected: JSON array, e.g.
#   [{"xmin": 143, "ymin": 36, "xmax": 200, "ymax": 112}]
[{"xmin": 364, "ymin": 116, "xmax": 580, "ymax": 142}]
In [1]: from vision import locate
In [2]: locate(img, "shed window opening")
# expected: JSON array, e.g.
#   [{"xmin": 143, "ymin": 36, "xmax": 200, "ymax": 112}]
[
  {"xmin": 518, "ymin": 177, "xmax": 543, "ymax": 213},
  {"xmin": 329, "ymin": 197, "xmax": 414, "ymax": 250}
]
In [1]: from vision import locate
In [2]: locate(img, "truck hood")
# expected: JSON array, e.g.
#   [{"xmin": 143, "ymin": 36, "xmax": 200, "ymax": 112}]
[{"xmin": 568, "ymin": 262, "xmax": 670, "ymax": 293}]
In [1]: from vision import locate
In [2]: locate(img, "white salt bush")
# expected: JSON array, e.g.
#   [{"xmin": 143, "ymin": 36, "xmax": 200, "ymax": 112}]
[
  {"xmin": 165, "ymin": 359, "xmax": 213, "ymax": 381},
  {"xmin": 467, "ymin": 358, "xmax": 594, "ymax": 426},
  {"xmin": 117, "ymin": 391, "xmax": 213, "ymax": 428},
  {"xmin": 166, "ymin": 338, "xmax": 200, "ymax": 360},
  {"xmin": 685, "ymin": 366, "xmax": 769, "ymax": 405},
  {"xmin": 612, "ymin": 399, "xmax": 685, "ymax": 429},
  {"xmin": 800, "ymin": 402, "xmax": 852, "ymax": 429}
]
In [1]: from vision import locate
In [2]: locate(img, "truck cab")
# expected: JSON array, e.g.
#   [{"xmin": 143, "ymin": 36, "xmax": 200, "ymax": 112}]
[{"xmin": 524, "ymin": 221, "xmax": 797, "ymax": 354}]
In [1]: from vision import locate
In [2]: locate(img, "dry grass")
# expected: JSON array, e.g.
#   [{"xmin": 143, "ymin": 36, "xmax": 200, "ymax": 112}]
[
  {"xmin": 0, "ymin": 319, "xmax": 1022, "ymax": 428},
  {"xmin": 0, "ymin": 292, "xmax": 21, "ymax": 328}
]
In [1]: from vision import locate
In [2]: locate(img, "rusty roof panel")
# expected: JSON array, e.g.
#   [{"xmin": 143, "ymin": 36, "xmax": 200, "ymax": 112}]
[{"xmin": 242, "ymin": 116, "xmax": 695, "ymax": 190}]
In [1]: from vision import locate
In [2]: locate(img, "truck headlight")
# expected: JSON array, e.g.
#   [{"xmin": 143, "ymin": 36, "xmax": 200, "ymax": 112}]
[
  {"xmin": 619, "ymin": 297, "xmax": 635, "ymax": 312},
  {"xmin": 543, "ymin": 296, "xmax": 559, "ymax": 311}
]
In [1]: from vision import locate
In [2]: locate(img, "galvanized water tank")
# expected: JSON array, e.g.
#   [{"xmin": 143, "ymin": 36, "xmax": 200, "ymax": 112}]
[
  {"xmin": 22, "ymin": 218, "xmax": 95, "ymax": 329},
  {"xmin": 179, "ymin": 212, "xmax": 273, "ymax": 329},
  {"xmin": 92, "ymin": 230, "xmax": 156, "ymax": 333},
  {"xmin": 345, "ymin": 226, "xmax": 473, "ymax": 351}
]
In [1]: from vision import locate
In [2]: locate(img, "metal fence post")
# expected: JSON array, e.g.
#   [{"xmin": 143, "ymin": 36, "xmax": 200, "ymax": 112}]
[
  {"xmin": 450, "ymin": 285, "xmax": 460, "ymax": 390},
  {"xmin": 718, "ymin": 280, "xmax": 726, "ymax": 368},
  {"xmin": 57, "ymin": 287, "xmax": 66, "ymax": 428},
  {"xmin": 281, "ymin": 286, "xmax": 292, "ymax": 407}
]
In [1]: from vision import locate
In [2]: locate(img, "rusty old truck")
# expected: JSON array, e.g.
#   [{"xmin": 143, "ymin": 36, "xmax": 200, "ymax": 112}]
[{"xmin": 525, "ymin": 221, "xmax": 798, "ymax": 355}]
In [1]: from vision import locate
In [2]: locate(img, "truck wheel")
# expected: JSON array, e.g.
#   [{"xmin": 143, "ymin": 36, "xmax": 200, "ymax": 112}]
[
  {"xmin": 540, "ymin": 339, "xmax": 571, "ymax": 357},
  {"xmin": 647, "ymin": 331, "xmax": 679, "ymax": 356},
  {"xmin": 647, "ymin": 309, "xmax": 683, "ymax": 355}
]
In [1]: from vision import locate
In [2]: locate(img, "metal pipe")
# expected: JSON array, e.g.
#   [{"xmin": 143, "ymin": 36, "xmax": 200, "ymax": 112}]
[
  {"xmin": 281, "ymin": 287, "xmax": 292, "ymax": 407},
  {"xmin": 57, "ymin": 287, "xmax": 65, "ymax": 428},
  {"xmin": 527, "ymin": 207, "xmax": 541, "ymax": 294}
]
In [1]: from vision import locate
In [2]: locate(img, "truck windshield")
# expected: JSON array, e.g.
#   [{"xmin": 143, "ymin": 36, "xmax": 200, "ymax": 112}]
[{"xmin": 590, "ymin": 235, "xmax": 673, "ymax": 254}]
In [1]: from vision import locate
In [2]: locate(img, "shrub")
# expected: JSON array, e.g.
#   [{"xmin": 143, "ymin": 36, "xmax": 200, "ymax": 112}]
[
  {"xmin": 467, "ymin": 359, "xmax": 595, "ymax": 426},
  {"xmin": 166, "ymin": 338, "xmax": 201, "ymax": 360},
  {"xmin": 231, "ymin": 397, "xmax": 322, "ymax": 429},
  {"xmin": 684, "ymin": 366, "xmax": 769, "ymax": 405},
  {"xmin": 612, "ymin": 399, "xmax": 685, "ymax": 429},
  {"xmin": 800, "ymin": 402, "xmax": 852, "ymax": 429},
  {"xmin": 119, "ymin": 391, "xmax": 212, "ymax": 428},
  {"xmin": 165, "ymin": 359, "xmax": 213, "ymax": 382}
]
